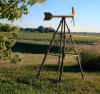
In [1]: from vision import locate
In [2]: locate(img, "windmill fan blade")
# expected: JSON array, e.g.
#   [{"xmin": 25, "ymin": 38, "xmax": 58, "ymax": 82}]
[
  {"xmin": 71, "ymin": 7, "xmax": 76, "ymax": 26},
  {"xmin": 70, "ymin": 18, "xmax": 75, "ymax": 26},
  {"xmin": 72, "ymin": 18, "xmax": 75, "ymax": 26},
  {"xmin": 44, "ymin": 12, "xmax": 53, "ymax": 20},
  {"xmin": 72, "ymin": 7, "xmax": 76, "ymax": 16}
]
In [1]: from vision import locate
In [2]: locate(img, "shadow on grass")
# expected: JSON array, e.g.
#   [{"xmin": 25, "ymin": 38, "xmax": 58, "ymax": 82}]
[
  {"xmin": 43, "ymin": 64, "xmax": 100, "ymax": 72},
  {"xmin": 12, "ymin": 42, "xmax": 100, "ymax": 72},
  {"xmin": 12, "ymin": 42, "xmax": 59, "ymax": 54},
  {"xmin": 23, "ymin": 64, "xmax": 81, "ymax": 73},
  {"xmin": 43, "ymin": 64, "xmax": 81, "ymax": 73},
  {"xmin": 23, "ymin": 64, "xmax": 100, "ymax": 73}
]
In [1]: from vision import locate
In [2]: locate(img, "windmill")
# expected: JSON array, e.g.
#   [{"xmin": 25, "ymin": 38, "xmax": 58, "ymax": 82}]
[{"xmin": 37, "ymin": 7, "xmax": 85, "ymax": 82}]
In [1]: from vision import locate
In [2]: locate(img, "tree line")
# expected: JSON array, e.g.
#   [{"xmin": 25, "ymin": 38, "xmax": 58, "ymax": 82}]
[
  {"xmin": 0, "ymin": 23, "xmax": 55, "ymax": 33},
  {"xmin": 20, "ymin": 26, "xmax": 56, "ymax": 33},
  {"xmin": 1, "ymin": 23, "xmax": 100, "ymax": 34}
]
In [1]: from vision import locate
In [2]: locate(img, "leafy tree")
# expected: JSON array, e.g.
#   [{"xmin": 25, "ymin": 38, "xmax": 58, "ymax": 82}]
[
  {"xmin": 0, "ymin": 0, "xmax": 46, "ymax": 63},
  {"xmin": 1, "ymin": 24, "xmax": 12, "ymax": 32},
  {"xmin": 37, "ymin": 26, "xmax": 45, "ymax": 33},
  {"xmin": 11, "ymin": 25, "xmax": 20, "ymax": 38},
  {"xmin": 0, "ymin": 23, "xmax": 3, "ymax": 32},
  {"xmin": 45, "ymin": 27, "xmax": 50, "ymax": 33},
  {"xmin": 0, "ymin": 0, "xmax": 46, "ymax": 21},
  {"xmin": 47, "ymin": 27, "xmax": 55, "ymax": 33}
]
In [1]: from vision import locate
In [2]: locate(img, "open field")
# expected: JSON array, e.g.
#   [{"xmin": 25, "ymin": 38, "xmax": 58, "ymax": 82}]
[
  {"xmin": 0, "ymin": 53, "xmax": 100, "ymax": 94},
  {"xmin": 0, "ymin": 32, "xmax": 100, "ymax": 94},
  {"xmin": 1, "ymin": 0, "xmax": 100, "ymax": 94},
  {"xmin": 1, "ymin": 32, "xmax": 100, "ymax": 45}
]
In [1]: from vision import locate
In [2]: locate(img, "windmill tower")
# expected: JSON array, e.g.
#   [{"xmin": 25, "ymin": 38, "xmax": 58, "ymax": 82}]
[{"xmin": 37, "ymin": 7, "xmax": 85, "ymax": 82}]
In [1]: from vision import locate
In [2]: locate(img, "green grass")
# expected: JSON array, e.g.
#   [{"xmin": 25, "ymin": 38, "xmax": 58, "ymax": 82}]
[
  {"xmin": 73, "ymin": 34, "xmax": 99, "ymax": 45},
  {"xmin": 0, "ymin": 53, "xmax": 100, "ymax": 94},
  {"xmin": 0, "ymin": 32, "xmax": 52, "ymax": 41},
  {"xmin": 0, "ymin": 32, "xmax": 100, "ymax": 93},
  {"xmin": 1, "ymin": 32, "xmax": 100, "ymax": 45},
  {"xmin": 80, "ymin": 49, "xmax": 100, "ymax": 71}
]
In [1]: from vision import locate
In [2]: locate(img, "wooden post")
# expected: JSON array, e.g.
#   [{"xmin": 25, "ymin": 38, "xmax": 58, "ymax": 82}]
[
  {"xmin": 59, "ymin": 18, "xmax": 66, "ymax": 82},
  {"xmin": 37, "ymin": 19, "xmax": 63, "ymax": 77},
  {"xmin": 65, "ymin": 20, "xmax": 85, "ymax": 80},
  {"xmin": 58, "ymin": 19, "xmax": 63, "ymax": 73}
]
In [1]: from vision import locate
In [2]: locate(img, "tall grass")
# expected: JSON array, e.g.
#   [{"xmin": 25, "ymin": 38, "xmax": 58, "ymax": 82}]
[{"xmin": 80, "ymin": 49, "xmax": 100, "ymax": 71}]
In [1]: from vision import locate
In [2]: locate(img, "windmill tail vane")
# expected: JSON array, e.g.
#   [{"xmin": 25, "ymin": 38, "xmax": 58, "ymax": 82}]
[{"xmin": 44, "ymin": 12, "xmax": 53, "ymax": 20}]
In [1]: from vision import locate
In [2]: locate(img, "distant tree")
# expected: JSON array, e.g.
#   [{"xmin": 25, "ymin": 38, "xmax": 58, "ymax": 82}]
[
  {"xmin": 20, "ymin": 26, "xmax": 56, "ymax": 33},
  {"xmin": 37, "ymin": 26, "xmax": 45, "ymax": 33},
  {"xmin": 45, "ymin": 28, "xmax": 50, "ymax": 33},
  {"xmin": 48, "ymin": 27, "xmax": 55, "ymax": 33},
  {"xmin": 45, "ymin": 27, "xmax": 55, "ymax": 33}
]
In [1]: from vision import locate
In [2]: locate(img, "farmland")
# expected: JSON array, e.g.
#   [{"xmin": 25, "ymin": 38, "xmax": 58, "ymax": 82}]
[
  {"xmin": 1, "ymin": 32, "xmax": 100, "ymax": 45},
  {"xmin": 0, "ymin": 32, "xmax": 100, "ymax": 94}
]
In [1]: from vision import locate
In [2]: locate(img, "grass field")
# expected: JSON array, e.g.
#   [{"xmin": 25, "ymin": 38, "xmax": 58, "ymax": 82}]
[
  {"xmin": 1, "ymin": 32, "xmax": 100, "ymax": 45},
  {"xmin": 0, "ymin": 32, "xmax": 100, "ymax": 94},
  {"xmin": 0, "ymin": 53, "xmax": 100, "ymax": 94}
]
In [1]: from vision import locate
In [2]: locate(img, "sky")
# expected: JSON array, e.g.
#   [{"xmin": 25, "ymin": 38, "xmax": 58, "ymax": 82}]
[{"xmin": 1, "ymin": 0, "xmax": 100, "ymax": 32}]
